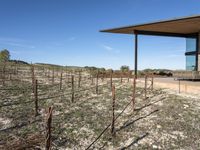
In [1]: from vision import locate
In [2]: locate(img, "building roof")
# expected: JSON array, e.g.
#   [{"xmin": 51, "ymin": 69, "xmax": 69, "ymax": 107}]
[{"xmin": 100, "ymin": 15, "xmax": 200, "ymax": 37}]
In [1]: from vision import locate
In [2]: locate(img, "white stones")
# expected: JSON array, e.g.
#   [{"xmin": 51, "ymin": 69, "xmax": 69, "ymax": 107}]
[
  {"xmin": 157, "ymin": 125, "xmax": 162, "ymax": 129},
  {"xmin": 183, "ymin": 104, "xmax": 189, "ymax": 109},
  {"xmin": 172, "ymin": 131, "xmax": 186, "ymax": 139},
  {"xmin": 152, "ymin": 145, "xmax": 162, "ymax": 149},
  {"xmin": 152, "ymin": 145, "xmax": 158, "ymax": 149},
  {"xmin": 0, "ymin": 117, "xmax": 12, "ymax": 129}
]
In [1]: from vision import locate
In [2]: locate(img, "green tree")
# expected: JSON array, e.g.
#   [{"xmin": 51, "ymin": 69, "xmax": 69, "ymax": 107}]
[
  {"xmin": 120, "ymin": 65, "xmax": 129, "ymax": 72},
  {"xmin": 0, "ymin": 49, "xmax": 10, "ymax": 62}
]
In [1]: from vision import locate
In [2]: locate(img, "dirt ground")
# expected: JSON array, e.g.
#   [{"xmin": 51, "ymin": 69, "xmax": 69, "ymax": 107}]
[
  {"xmin": 0, "ymin": 70, "xmax": 200, "ymax": 149},
  {"xmin": 139, "ymin": 77, "xmax": 200, "ymax": 97}
]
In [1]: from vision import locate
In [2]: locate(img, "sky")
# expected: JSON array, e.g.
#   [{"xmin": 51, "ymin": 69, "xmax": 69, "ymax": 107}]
[{"xmin": 0, "ymin": 0, "xmax": 200, "ymax": 70}]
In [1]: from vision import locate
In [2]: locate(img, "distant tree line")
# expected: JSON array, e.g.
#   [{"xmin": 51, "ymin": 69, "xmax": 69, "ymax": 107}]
[
  {"xmin": 0, "ymin": 49, "xmax": 29, "ymax": 64},
  {"xmin": 140, "ymin": 68, "xmax": 172, "ymax": 77},
  {"xmin": 0, "ymin": 49, "xmax": 10, "ymax": 62}
]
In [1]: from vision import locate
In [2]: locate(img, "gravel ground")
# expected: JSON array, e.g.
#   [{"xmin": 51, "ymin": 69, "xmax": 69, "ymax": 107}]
[{"xmin": 0, "ymin": 67, "xmax": 200, "ymax": 149}]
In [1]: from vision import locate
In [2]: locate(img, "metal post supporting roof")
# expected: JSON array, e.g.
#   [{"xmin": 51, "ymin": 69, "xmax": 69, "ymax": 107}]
[{"xmin": 134, "ymin": 32, "xmax": 138, "ymax": 78}]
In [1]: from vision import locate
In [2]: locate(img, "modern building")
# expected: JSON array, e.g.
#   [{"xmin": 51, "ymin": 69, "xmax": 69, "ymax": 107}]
[{"xmin": 100, "ymin": 15, "xmax": 200, "ymax": 78}]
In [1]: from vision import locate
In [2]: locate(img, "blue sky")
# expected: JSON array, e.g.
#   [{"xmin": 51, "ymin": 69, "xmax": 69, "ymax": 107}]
[{"xmin": 0, "ymin": 0, "xmax": 200, "ymax": 70}]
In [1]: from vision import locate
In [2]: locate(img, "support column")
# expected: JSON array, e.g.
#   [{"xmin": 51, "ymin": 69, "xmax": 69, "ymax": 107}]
[{"xmin": 134, "ymin": 32, "xmax": 138, "ymax": 78}]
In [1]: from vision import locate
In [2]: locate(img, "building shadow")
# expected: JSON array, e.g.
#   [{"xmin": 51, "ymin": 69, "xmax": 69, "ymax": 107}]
[
  {"xmin": 120, "ymin": 132, "xmax": 149, "ymax": 150},
  {"xmin": 134, "ymin": 97, "xmax": 165, "ymax": 112},
  {"xmin": 116, "ymin": 109, "xmax": 159, "ymax": 132}
]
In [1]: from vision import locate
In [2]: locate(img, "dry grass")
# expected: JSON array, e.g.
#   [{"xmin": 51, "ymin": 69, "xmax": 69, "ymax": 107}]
[{"xmin": 0, "ymin": 66, "xmax": 200, "ymax": 149}]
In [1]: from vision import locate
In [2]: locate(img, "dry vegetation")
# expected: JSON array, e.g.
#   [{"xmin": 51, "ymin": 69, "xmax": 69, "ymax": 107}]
[{"xmin": 0, "ymin": 63, "xmax": 200, "ymax": 149}]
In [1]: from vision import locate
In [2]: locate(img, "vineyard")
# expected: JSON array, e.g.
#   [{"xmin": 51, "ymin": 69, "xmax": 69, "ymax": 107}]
[{"xmin": 0, "ymin": 63, "xmax": 200, "ymax": 149}]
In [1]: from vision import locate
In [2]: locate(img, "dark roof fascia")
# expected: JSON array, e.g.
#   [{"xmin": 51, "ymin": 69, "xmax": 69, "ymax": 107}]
[{"xmin": 135, "ymin": 30, "xmax": 198, "ymax": 38}]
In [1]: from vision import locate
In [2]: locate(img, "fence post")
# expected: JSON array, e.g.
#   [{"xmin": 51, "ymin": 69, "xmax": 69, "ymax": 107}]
[
  {"xmin": 78, "ymin": 71, "xmax": 81, "ymax": 88},
  {"xmin": 48, "ymin": 68, "xmax": 50, "ymax": 78},
  {"xmin": 96, "ymin": 71, "xmax": 99, "ymax": 94},
  {"xmin": 65, "ymin": 70, "xmax": 67, "ymax": 78},
  {"xmin": 127, "ymin": 72, "xmax": 130, "ymax": 83},
  {"xmin": 52, "ymin": 69, "xmax": 54, "ymax": 84},
  {"xmin": 14, "ymin": 64, "xmax": 17, "ymax": 76},
  {"xmin": 120, "ymin": 72, "xmax": 123, "ymax": 84},
  {"xmin": 91, "ymin": 73, "xmax": 94, "ymax": 85},
  {"xmin": 151, "ymin": 74, "xmax": 154, "ymax": 91},
  {"xmin": 144, "ymin": 75, "xmax": 147, "ymax": 99},
  {"xmin": 59, "ymin": 72, "xmax": 63, "ymax": 90},
  {"xmin": 44, "ymin": 68, "xmax": 47, "ymax": 77},
  {"xmin": 101, "ymin": 73, "xmax": 104, "ymax": 82},
  {"xmin": 110, "ymin": 71, "xmax": 113, "ymax": 90},
  {"xmin": 2, "ymin": 63, "xmax": 6, "ymax": 86},
  {"xmin": 31, "ymin": 65, "xmax": 35, "ymax": 93},
  {"xmin": 111, "ymin": 85, "xmax": 116, "ymax": 136},
  {"xmin": 45, "ymin": 106, "xmax": 53, "ymax": 150},
  {"xmin": 66, "ymin": 72, "xmax": 69, "ymax": 85},
  {"xmin": 178, "ymin": 79, "xmax": 181, "ymax": 93},
  {"xmin": 71, "ymin": 75, "xmax": 74, "ymax": 102},
  {"xmin": 43, "ymin": 67, "xmax": 45, "ymax": 75},
  {"xmin": 34, "ymin": 79, "xmax": 39, "ymax": 116},
  {"xmin": 132, "ymin": 76, "xmax": 136, "ymax": 111}
]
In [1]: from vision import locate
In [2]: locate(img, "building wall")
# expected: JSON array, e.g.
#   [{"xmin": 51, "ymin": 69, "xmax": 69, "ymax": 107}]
[
  {"xmin": 198, "ymin": 33, "xmax": 200, "ymax": 71},
  {"xmin": 198, "ymin": 54, "xmax": 200, "ymax": 71}
]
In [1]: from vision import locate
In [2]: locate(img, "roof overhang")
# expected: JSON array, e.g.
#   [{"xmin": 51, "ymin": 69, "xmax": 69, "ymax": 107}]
[{"xmin": 100, "ymin": 15, "xmax": 200, "ymax": 38}]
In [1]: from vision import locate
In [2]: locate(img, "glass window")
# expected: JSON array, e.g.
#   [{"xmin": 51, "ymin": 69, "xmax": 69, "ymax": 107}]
[
  {"xmin": 186, "ymin": 38, "xmax": 196, "ymax": 52},
  {"xmin": 186, "ymin": 55, "xmax": 196, "ymax": 71},
  {"xmin": 186, "ymin": 38, "xmax": 197, "ymax": 71}
]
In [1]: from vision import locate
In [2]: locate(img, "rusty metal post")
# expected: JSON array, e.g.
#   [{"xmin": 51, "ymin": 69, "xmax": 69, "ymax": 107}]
[
  {"xmin": 120, "ymin": 72, "xmax": 123, "ymax": 84},
  {"xmin": 71, "ymin": 75, "xmax": 74, "ymax": 103},
  {"xmin": 110, "ymin": 71, "xmax": 113, "ymax": 90},
  {"xmin": 91, "ymin": 74, "xmax": 94, "ymax": 85},
  {"xmin": 34, "ymin": 79, "xmax": 39, "ymax": 116},
  {"xmin": 132, "ymin": 76, "xmax": 136, "ymax": 111},
  {"xmin": 43, "ymin": 67, "xmax": 45, "ymax": 75},
  {"xmin": 45, "ymin": 106, "xmax": 53, "ymax": 150},
  {"xmin": 31, "ymin": 65, "xmax": 35, "ymax": 93},
  {"xmin": 96, "ymin": 71, "xmax": 99, "ymax": 94},
  {"xmin": 127, "ymin": 72, "xmax": 130, "ymax": 83},
  {"xmin": 134, "ymin": 32, "xmax": 138, "ymax": 78},
  {"xmin": 178, "ymin": 79, "xmax": 181, "ymax": 93},
  {"xmin": 111, "ymin": 85, "xmax": 116, "ymax": 136},
  {"xmin": 56, "ymin": 70, "xmax": 58, "ymax": 77},
  {"xmin": 151, "ymin": 74, "xmax": 154, "ymax": 91},
  {"xmin": 48, "ymin": 68, "xmax": 50, "ymax": 78},
  {"xmin": 78, "ymin": 71, "xmax": 81, "ymax": 88},
  {"xmin": 101, "ymin": 73, "xmax": 104, "ymax": 82},
  {"xmin": 59, "ymin": 72, "xmax": 63, "ymax": 90},
  {"xmin": 52, "ymin": 69, "xmax": 54, "ymax": 84},
  {"xmin": 14, "ymin": 65, "xmax": 17, "ymax": 76},
  {"xmin": 2, "ymin": 63, "xmax": 6, "ymax": 86},
  {"xmin": 66, "ymin": 72, "xmax": 69, "ymax": 85},
  {"xmin": 144, "ymin": 75, "xmax": 147, "ymax": 99}
]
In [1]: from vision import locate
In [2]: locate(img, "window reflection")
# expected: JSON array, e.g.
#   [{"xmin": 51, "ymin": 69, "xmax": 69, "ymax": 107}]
[
  {"xmin": 186, "ymin": 56, "xmax": 196, "ymax": 71},
  {"xmin": 186, "ymin": 38, "xmax": 197, "ymax": 71},
  {"xmin": 186, "ymin": 38, "xmax": 196, "ymax": 52}
]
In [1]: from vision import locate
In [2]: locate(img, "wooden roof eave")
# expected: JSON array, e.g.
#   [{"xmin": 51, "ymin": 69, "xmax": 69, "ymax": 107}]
[{"xmin": 100, "ymin": 15, "xmax": 200, "ymax": 38}]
